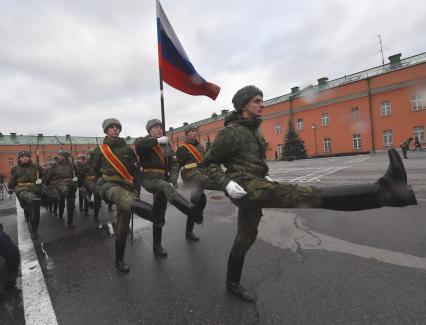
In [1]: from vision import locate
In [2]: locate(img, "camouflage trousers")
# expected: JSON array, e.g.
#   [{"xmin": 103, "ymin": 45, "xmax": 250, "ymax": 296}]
[
  {"xmin": 16, "ymin": 190, "xmax": 40, "ymax": 210},
  {"xmin": 141, "ymin": 176, "xmax": 180, "ymax": 203},
  {"xmin": 50, "ymin": 180, "xmax": 77, "ymax": 200},
  {"xmin": 229, "ymin": 178, "xmax": 322, "ymax": 258},
  {"xmin": 102, "ymin": 183, "xmax": 137, "ymax": 242}
]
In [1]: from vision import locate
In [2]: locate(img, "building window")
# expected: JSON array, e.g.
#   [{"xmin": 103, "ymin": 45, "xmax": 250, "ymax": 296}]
[
  {"xmin": 323, "ymin": 138, "xmax": 332, "ymax": 152},
  {"xmin": 277, "ymin": 144, "xmax": 284, "ymax": 158},
  {"xmin": 8, "ymin": 158, "xmax": 14, "ymax": 166},
  {"xmin": 380, "ymin": 101, "xmax": 391, "ymax": 116},
  {"xmin": 321, "ymin": 113, "xmax": 329, "ymax": 126},
  {"xmin": 383, "ymin": 130, "xmax": 393, "ymax": 147},
  {"xmin": 411, "ymin": 95, "xmax": 424, "ymax": 111},
  {"xmin": 413, "ymin": 126, "xmax": 425, "ymax": 143},
  {"xmin": 296, "ymin": 118, "xmax": 303, "ymax": 130},
  {"xmin": 351, "ymin": 107, "xmax": 360, "ymax": 120},
  {"xmin": 275, "ymin": 123, "xmax": 282, "ymax": 135},
  {"xmin": 353, "ymin": 134, "xmax": 362, "ymax": 149}
]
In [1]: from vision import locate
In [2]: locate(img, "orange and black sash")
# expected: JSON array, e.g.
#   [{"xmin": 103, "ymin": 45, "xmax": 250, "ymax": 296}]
[
  {"xmin": 152, "ymin": 144, "xmax": 166, "ymax": 164},
  {"xmin": 99, "ymin": 144, "xmax": 133, "ymax": 183},
  {"xmin": 182, "ymin": 143, "xmax": 203, "ymax": 163}
]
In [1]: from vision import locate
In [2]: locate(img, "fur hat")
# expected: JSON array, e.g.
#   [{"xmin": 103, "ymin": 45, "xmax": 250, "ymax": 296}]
[
  {"xmin": 58, "ymin": 150, "xmax": 70, "ymax": 159},
  {"xmin": 146, "ymin": 119, "xmax": 163, "ymax": 133},
  {"xmin": 184, "ymin": 124, "xmax": 197, "ymax": 135},
  {"xmin": 102, "ymin": 118, "xmax": 122, "ymax": 133},
  {"xmin": 232, "ymin": 85, "xmax": 263, "ymax": 111},
  {"xmin": 17, "ymin": 151, "xmax": 31, "ymax": 158}
]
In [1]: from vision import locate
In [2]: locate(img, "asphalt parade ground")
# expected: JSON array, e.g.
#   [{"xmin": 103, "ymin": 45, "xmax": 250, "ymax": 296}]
[{"xmin": 1, "ymin": 150, "xmax": 426, "ymax": 325}]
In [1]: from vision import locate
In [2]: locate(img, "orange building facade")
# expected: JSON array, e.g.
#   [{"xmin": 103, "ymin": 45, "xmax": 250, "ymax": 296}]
[{"xmin": 167, "ymin": 52, "xmax": 426, "ymax": 160}]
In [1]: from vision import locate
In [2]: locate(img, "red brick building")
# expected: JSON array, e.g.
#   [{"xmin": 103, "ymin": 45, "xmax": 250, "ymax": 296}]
[{"xmin": 167, "ymin": 52, "xmax": 426, "ymax": 160}]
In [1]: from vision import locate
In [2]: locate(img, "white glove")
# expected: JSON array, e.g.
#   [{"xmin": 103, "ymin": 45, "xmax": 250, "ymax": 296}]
[
  {"xmin": 169, "ymin": 182, "xmax": 178, "ymax": 189},
  {"xmin": 225, "ymin": 180, "xmax": 247, "ymax": 199},
  {"xmin": 73, "ymin": 177, "xmax": 78, "ymax": 182},
  {"xmin": 35, "ymin": 179, "xmax": 42, "ymax": 185},
  {"xmin": 265, "ymin": 175, "xmax": 273, "ymax": 182},
  {"xmin": 157, "ymin": 136, "xmax": 168, "ymax": 144}
]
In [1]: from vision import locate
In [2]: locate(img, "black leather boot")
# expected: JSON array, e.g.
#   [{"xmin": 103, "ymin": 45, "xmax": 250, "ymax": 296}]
[
  {"xmin": 24, "ymin": 209, "xmax": 30, "ymax": 222},
  {"xmin": 66, "ymin": 197, "xmax": 75, "ymax": 229},
  {"xmin": 153, "ymin": 191, "xmax": 167, "ymax": 228},
  {"xmin": 185, "ymin": 217, "xmax": 199, "ymax": 241},
  {"xmin": 226, "ymin": 255, "xmax": 255, "ymax": 302},
  {"xmin": 78, "ymin": 191, "xmax": 84, "ymax": 211},
  {"xmin": 58, "ymin": 199, "xmax": 65, "ymax": 222},
  {"xmin": 53, "ymin": 200, "xmax": 58, "ymax": 217},
  {"xmin": 93, "ymin": 194, "xmax": 101, "ymax": 223},
  {"xmin": 321, "ymin": 149, "xmax": 417, "ymax": 210},
  {"xmin": 131, "ymin": 200, "xmax": 154, "ymax": 222},
  {"xmin": 30, "ymin": 198, "xmax": 41, "ymax": 240},
  {"xmin": 153, "ymin": 226, "xmax": 167, "ymax": 257},
  {"xmin": 115, "ymin": 240, "xmax": 129, "ymax": 273},
  {"xmin": 171, "ymin": 192, "xmax": 198, "ymax": 221},
  {"xmin": 190, "ymin": 187, "xmax": 206, "ymax": 225}
]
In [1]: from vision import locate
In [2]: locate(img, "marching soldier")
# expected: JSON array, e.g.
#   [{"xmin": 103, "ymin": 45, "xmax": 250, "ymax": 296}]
[
  {"xmin": 134, "ymin": 119, "xmax": 204, "ymax": 257},
  {"xmin": 76, "ymin": 154, "xmax": 101, "ymax": 222},
  {"xmin": 176, "ymin": 124, "xmax": 216, "ymax": 241},
  {"xmin": 45, "ymin": 156, "xmax": 59, "ymax": 217},
  {"xmin": 92, "ymin": 118, "xmax": 162, "ymax": 273},
  {"xmin": 205, "ymin": 85, "xmax": 417, "ymax": 302},
  {"xmin": 45, "ymin": 150, "xmax": 77, "ymax": 228},
  {"xmin": 7, "ymin": 151, "xmax": 44, "ymax": 239},
  {"xmin": 76, "ymin": 155, "xmax": 87, "ymax": 212}
]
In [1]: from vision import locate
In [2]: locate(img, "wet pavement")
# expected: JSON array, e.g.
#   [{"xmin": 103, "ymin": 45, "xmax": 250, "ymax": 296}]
[{"xmin": 1, "ymin": 150, "xmax": 426, "ymax": 324}]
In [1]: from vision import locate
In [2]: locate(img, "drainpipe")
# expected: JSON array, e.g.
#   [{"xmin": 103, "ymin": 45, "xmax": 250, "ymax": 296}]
[{"xmin": 367, "ymin": 78, "xmax": 375, "ymax": 153}]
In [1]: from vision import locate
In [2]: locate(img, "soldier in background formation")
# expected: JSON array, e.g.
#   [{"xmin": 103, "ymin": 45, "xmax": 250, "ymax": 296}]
[
  {"xmin": 45, "ymin": 156, "xmax": 59, "ymax": 217},
  {"xmin": 76, "ymin": 154, "xmax": 101, "ymax": 222},
  {"xmin": 176, "ymin": 124, "xmax": 216, "ymax": 241},
  {"xmin": 413, "ymin": 136, "xmax": 423, "ymax": 151},
  {"xmin": 204, "ymin": 85, "xmax": 418, "ymax": 302},
  {"xmin": 45, "ymin": 150, "xmax": 77, "ymax": 228},
  {"xmin": 7, "ymin": 151, "xmax": 44, "ymax": 239},
  {"xmin": 92, "ymin": 118, "xmax": 163, "ymax": 272},
  {"xmin": 400, "ymin": 137, "xmax": 413, "ymax": 159},
  {"xmin": 134, "ymin": 119, "xmax": 204, "ymax": 257}
]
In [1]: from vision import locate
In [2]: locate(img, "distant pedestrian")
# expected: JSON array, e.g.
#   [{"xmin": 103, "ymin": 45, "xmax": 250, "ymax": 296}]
[
  {"xmin": 413, "ymin": 136, "xmax": 423, "ymax": 151},
  {"xmin": 400, "ymin": 138, "xmax": 413, "ymax": 159}
]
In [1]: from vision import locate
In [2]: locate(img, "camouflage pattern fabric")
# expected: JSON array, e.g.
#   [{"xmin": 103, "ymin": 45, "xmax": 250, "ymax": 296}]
[{"xmin": 8, "ymin": 162, "xmax": 43, "ymax": 209}]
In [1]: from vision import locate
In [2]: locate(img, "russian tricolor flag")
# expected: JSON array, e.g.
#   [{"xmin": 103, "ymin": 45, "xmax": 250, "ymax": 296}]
[{"xmin": 156, "ymin": 0, "xmax": 220, "ymax": 100}]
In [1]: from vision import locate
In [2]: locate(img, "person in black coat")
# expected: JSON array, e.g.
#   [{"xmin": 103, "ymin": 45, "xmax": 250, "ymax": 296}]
[{"xmin": 0, "ymin": 223, "xmax": 20, "ymax": 299}]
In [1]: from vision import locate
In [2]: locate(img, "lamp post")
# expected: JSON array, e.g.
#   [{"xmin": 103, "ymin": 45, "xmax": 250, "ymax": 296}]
[{"xmin": 311, "ymin": 124, "xmax": 318, "ymax": 157}]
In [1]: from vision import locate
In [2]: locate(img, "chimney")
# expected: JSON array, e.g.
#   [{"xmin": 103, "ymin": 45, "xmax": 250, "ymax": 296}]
[
  {"xmin": 168, "ymin": 127, "xmax": 174, "ymax": 131},
  {"xmin": 183, "ymin": 122, "xmax": 188, "ymax": 126},
  {"xmin": 318, "ymin": 77, "xmax": 328, "ymax": 87},
  {"xmin": 388, "ymin": 53, "xmax": 402, "ymax": 66},
  {"xmin": 221, "ymin": 109, "xmax": 229, "ymax": 115},
  {"xmin": 37, "ymin": 133, "xmax": 43, "ymax": 140},
  {"xmin": 10, "ymin": 132, "xmax": 16, "ymax": 139},
  {"xmin": 211, "ymin": 112, "xmax": 218, "ymax": 118},
  {"xmin": 65, "ymin": 134, "xmax": 70, "ymax": 141},
  {"xmin": 291, "ymin": 86, "xmax": 300, "ymax": 94}
]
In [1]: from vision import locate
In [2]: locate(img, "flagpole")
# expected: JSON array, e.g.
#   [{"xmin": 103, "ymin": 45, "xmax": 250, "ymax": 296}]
[{"xmin": 159, "ymin": 66, "xmax": 166, "ymax": 135}]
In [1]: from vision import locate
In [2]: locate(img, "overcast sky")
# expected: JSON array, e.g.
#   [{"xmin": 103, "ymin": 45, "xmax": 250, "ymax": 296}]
[{"xmin": 1, "ymin": 0, "xmax": 425, "ymax": 137}]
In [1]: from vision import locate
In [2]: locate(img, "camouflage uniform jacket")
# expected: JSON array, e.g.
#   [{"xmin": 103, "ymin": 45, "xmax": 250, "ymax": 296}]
[
  {"xmin": 8, "ymin": 162, "xmax": 43, "ymax": 195},
  {"xmin": 45, "ymin": 160, "xmax": 74, "ymax": 185},
  {"xmin": 205, "ymin": 111, "xmax": 269, "ymax": 191},
  {"xmin": 134, "ymin": 136, "xmax": 179, "ymax": 184},
  {"xmin": 76, "ymin": 162, "xmax": 97, "ymax": 187},
  {"xmin": 176, "ymin": 138, "xmax": 206, "ymax": 183},
  {"xmin": 91, "ymin": 136, "xmax": 139, "ymax": 191}
]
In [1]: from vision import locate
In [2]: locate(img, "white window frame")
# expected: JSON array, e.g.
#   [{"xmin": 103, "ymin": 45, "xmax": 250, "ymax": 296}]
[
  {"xmin": 351, "ymin": 107, "xmax": 360, "ymax": 120},
  {"xmin": 352, "ymin": 134, "xmax": 362, "ymax": 149},
  {"xmin": 296, "ymin": 118, "xmax": 303, "ymax": 131},
  {"xmin": 383, "ymin": 130, "xmax": 393, "ymax": 147},
  {"xmin": 380, "ymin": 101, "xmax": 392, "ymax": 116},
  {"xmin": 323, "ymin": 138, "xmax": 332, "ymax": 152},
  {"xmin": 321, "ymin": 113, "xmax": 329, "ymax": 126},
  {"xmin": 275, "ymin": 123, "xmax": 282, "ymax": 135},
  {"xmin": 411, "ymin": 95, "xmax": 424, "ymax": 111},
  {"xmin": 413, "ymin": 126, "xmax": 425, "ymax": 143}
]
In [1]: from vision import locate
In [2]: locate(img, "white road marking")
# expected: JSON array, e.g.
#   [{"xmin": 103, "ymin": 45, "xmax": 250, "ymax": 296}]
[
  {"xmin": 16, "ymin": 199, "xmax": 58, "ymax": 325},
  {"xmin": 259, "ymin": 210, "xmax": 426, "ymax": 271}
]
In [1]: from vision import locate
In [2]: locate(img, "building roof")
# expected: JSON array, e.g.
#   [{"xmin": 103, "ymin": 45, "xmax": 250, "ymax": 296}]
[
  {"xmin": 167, "ymin": 52, "xmax": 426, "ymax": 134},
  {"xmin": 0, "ymin": 134, "xmax": 137, "ymax": 145}
]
